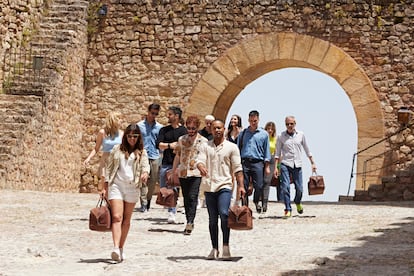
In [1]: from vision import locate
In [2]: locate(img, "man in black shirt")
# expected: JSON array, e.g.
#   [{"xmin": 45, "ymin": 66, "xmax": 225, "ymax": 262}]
[{"xmin": 156, "ymin": 106, "xmax": 187, "ymax": 223}]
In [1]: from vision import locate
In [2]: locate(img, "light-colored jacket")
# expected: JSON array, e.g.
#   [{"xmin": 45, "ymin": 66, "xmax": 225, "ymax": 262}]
[{"xmin": 105, "ymin": 144, "xmax": 150, "ymax": 188}]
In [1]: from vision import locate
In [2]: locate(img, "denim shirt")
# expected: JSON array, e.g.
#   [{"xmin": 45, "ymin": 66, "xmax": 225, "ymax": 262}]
[
  {"xmin": 137, "ymin": 119, "xmax": 163, "ymax": 160},
  {"xmin": 238, "ymin": 127, "xmax": 271, "ymax": 162}
]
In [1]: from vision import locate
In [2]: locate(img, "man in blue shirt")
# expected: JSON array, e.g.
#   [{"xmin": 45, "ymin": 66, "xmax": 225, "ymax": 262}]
[
  {"xmin": 137, "ymin": 103, "xmax": 163, "ymax": 212},
  {"xmin": 238, "ymin": 110, "xmax": 271, "ymax": 213}
]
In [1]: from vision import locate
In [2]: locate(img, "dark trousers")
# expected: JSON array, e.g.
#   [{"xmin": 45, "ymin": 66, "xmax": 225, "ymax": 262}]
[
  {"xmin": 205, "ymin": 189, "xmax": 232, "ymax": 249},
  {"xmin": 180, "ymin": 177, "xmax": 201, "ymax": 224},
  {"xmin": 242, "ymin": 159, "xmax": 264, "ymax": 206}
]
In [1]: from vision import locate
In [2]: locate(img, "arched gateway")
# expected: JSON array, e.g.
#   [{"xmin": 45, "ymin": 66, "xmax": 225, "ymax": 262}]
[{"xmin": 187, "ymin": 32, "xmax": 384, "ymax": 191}]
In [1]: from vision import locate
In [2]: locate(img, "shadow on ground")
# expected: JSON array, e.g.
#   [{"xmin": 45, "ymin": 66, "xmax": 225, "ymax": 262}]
[{"xmin": 282, "ymin": 214, "xmax": 414, "ymax": 275}]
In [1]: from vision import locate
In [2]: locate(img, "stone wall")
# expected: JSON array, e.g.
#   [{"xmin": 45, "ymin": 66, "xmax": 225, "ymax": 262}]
[
  {"xmin": 0, "ymin": 0, "xmax": 47, "ymax": 89},
  {"xmin": 0, "ymin": 0, "xmax": 89, "ymax": 192},
  {"xmin": 0, "ymin": 0, "xmax": 413, "ymax": 198},
  {"xmin": 83, "ymin": 0, "xmax": 413, "ymax": 194}
]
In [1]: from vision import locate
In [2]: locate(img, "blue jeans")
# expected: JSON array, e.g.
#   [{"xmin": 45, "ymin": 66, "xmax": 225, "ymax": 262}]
[
  {"xmin": 205, "ymin": 189, "xmax": 232, "ymax": 249},
  {"xmin": 280, "ymin": 163, "xmax": 303, "ymax": 212},
  {"xmin": 159, "ymin": 164, "xmax": 176, "ymax": 214},
  {"xmin": 242, "ymin": 160, "xmax": 264, "ymax": 206}
]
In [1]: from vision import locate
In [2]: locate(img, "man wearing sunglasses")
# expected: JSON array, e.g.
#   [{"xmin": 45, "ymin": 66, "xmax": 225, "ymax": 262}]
[
  {"xmin": 171, "ymin": 115, "xmax": 208, "ymax": 235},
  {"xmin": 274, "ymin": 116, "xmax": 317, "ymax": 218},
  {"xmin": 137, "ymin": 103, "xmax": 163, "ymax": 212}
]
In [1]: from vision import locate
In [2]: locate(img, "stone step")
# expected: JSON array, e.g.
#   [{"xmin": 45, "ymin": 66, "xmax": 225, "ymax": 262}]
[
  {"xmin": 0, "ymin": 145, "xmax": 13, "ymax": 155},
  {"xmin": 0, "ymin": 123, "xmax": 29, "ymax": 133},
  {"xmin": 0, "ymin": 107, "xmax": 40, "ymax": 117},
  {"xmin": 39, "ymin": 22, "xmax": 85, "ymax": 32},
  {"xmin": 0, "ymin": 137, "xmax": 18, "ymax": 147},
  {"xmin": 0, "ymin": 95, "xmax": 42, "ymax": 108},
  {"xmin": 0, "ymin": 114, "xmax": 34, "ymax": 124}
]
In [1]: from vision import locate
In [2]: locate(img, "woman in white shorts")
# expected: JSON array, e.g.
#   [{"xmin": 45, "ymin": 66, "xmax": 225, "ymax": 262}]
[{"xmin": 104, "ymin": 123, "xmax": 150, "ymax": 262}]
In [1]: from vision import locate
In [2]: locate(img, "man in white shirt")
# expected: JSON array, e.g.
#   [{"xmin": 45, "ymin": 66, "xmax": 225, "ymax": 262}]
[
  {"xmin": 197, "ymin": 119, "xmax": 245, "ymax": 260},
  {"xmin": 274, "ymin": 116, "xmax": 317, "ymax": 218}
]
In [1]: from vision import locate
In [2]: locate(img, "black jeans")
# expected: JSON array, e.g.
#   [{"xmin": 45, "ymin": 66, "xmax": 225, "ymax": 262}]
[{"xmin": 179, "ymin": 177, "xmax": 201, "ymax": 224}]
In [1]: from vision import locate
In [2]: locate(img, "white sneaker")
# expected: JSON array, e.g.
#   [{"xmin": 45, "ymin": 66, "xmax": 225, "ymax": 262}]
[
  {"xmin": 197, "ymin": 199, "xmax": 201, "ymax": 209},
  {"xmin": 167, "ymin": 212, "xmax": 176, "ymax": 224},
  {"xmin": 111, "ymin": 248, "xmax": 121, "ymax": 262},
  {"xmin": 120, "ymin": 248, "xmax": 126, "ymax": 261}
]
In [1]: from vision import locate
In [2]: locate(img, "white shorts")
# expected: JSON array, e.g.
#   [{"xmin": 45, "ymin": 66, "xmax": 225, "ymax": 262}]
[{"xmin": 108, "ymin": 182, "xmax": 139, "ymax": 203}]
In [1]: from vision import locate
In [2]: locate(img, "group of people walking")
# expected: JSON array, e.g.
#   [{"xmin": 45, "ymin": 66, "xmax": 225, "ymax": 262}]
[{"xmin": 84, "ymin": 104, "xmax": 316, "ymax": 262}]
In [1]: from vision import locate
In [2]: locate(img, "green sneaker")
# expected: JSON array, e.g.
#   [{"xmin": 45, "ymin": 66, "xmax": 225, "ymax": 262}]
[
  {"xmin": 296, "ymin": 203, "xmax": 303, "ymax": 214},
  {"xmin": 283, "ymin": 210, "xmax": 291, "ymax": 218}
]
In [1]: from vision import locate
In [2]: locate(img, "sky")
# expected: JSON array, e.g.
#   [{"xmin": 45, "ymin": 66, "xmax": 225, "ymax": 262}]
[{"xmin": 225, "ymin": 67, "xmax": 358, "ymax": 202}]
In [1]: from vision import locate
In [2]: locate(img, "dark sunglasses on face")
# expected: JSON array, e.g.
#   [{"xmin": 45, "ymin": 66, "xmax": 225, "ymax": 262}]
[
  {"xmin": 151, "ymin": 112, "xmax": 159, "ymax": 116},
  {"xmin": 127, "ymin": 134, "xmax": 140, "ymax": 138},
  {"xmin": 286, "ymin": 123, "xmax": 295, "ymax": 126}
]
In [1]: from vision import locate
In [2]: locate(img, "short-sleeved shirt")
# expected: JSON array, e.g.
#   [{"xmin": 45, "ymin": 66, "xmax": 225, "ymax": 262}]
[
  {"xmin": 137, "ymin": 119, "xmax": 163, "ymax": 160},
  {"xmin": 174, "ymin": 133, "xmax": 208, "ymax": 178},
  {"xmin": 156, "ymin": 125, "xmax": 187, "ymax": 166}
]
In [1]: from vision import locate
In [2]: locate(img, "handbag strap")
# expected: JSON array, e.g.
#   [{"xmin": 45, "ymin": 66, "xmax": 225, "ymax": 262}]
[{"xmin": 97, "ymin": 194, "xmax": 111, "ymax": 210}]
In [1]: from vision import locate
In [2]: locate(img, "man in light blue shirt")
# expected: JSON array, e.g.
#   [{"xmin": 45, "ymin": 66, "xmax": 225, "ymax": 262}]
[
  {"xmin": 137, "ymin": 103, "xmax": 163, "ymax": 212},
  {"xmin": 238, "ymin": 110, "xmax": 271, "ymax": 213}
]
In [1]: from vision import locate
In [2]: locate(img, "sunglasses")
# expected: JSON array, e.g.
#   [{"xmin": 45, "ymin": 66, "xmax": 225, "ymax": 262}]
[
  {"xmin": 127, "ymin": 134, "xmax": 140, "ymax": 139},
  {"xmin": 285, "ymin": 123, "xmax": 295, "ymax": 126},
  {"xmin": 151, "ymin": 112, "xmax": 159, "ymax": 116}
]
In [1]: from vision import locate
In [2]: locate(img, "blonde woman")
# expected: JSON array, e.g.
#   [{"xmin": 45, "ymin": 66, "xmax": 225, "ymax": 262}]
[
  {"xmin": 262, "ymin": 121, "xmax": 277, "ymax": 213},
  {"xmin": 84, "ymin": 112, "xmax": 123, "ymax": 193}
]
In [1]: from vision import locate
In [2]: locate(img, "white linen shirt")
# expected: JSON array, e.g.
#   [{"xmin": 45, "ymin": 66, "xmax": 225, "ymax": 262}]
[
  {"xmin": 196, "ymin": 139, "xmax": 242, "ymax": 192},
  {"xmin": 275, "ymin": 130, "xmax": 312, "ymax": 169}
]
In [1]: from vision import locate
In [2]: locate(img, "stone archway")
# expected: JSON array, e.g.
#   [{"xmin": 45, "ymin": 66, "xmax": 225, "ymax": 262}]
[{"xmin": 187, "ymin": 32, "xmax": 384, "ymax": 192}]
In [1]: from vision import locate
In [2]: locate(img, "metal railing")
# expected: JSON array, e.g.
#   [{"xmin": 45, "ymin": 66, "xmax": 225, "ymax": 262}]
[
  {"xmin": 2, "ymin": 43, "xmax": 47, "ymax": 95},
  {"xmin": 347, "ymin": 122, "xmax": 414, "ymax": 196}
]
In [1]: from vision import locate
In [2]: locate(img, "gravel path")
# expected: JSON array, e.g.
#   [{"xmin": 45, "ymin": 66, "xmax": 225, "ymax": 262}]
[{"xmin": 1, "ymin": 190, "xmax": 413, "ymax": 276}]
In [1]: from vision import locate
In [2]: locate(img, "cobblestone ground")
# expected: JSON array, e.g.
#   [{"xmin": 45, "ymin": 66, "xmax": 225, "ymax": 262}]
[{"xmin": 1, "ymin": 190, "xmax": 414, "ymax": 276}]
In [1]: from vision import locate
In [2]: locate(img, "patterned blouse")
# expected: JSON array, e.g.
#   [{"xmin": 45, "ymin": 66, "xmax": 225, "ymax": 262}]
[{"xmin": 174, "ymin": 133, "xmax": 208, "ymax": 178}]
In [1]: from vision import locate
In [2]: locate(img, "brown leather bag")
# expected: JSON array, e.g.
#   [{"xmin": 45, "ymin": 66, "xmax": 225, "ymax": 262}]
[
  {"xmin": 228, "ymin": 198, "xmax": 253, "ymax": 231},
  {"xmin": 89, "ymin": 195, "xmax": 112, "ymax": 232},
  {"xmin": 166, "ymin": 169, "xmax": 180, "ymax": 187},
  {"xmin": 308, "ymin": 172, "xmax": 325, "ymax": 195},
  {"xmin": 156, "ymin": 187, "xmax": 178, "ymax": 207},
  {"xmin": 270, "ymin": 175, "xmax": 280, "ymax": 187}
]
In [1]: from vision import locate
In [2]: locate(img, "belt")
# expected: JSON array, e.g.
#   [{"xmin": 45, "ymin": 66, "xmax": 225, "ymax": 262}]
[{"xmin": 242, "ymin": 158, "xmax": 263, "ymax": 163}]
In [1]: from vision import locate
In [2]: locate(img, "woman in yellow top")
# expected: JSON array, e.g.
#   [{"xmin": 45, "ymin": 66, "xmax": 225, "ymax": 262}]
[{"xmin": 262, "ymin": 121, "xmax": 280, "ymax": 213}]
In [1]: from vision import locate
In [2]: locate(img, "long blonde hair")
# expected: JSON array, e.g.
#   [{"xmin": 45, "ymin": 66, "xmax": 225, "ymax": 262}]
[{"xmin": 104, "ymin": 112, "xmax": 121, "ymax": 137}]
